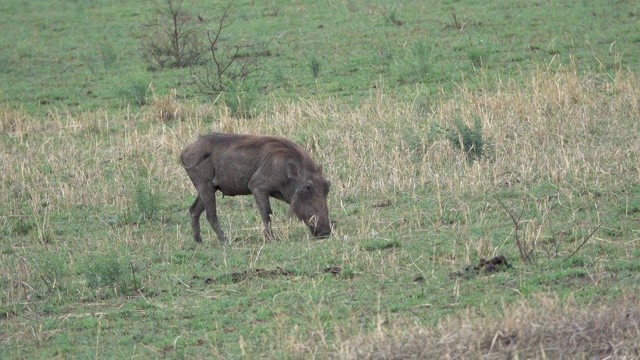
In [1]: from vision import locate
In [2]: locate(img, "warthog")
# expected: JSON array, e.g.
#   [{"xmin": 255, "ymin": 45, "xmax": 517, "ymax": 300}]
[{"xmin": 180, "ymin": 133, "xmax": 332, "ymax": 243}]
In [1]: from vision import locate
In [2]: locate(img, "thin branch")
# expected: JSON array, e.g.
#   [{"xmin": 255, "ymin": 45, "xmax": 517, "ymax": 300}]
[
  {"xmin": 496, "ymin": 197, "xmax": 529, "ymax": 263},
  {"xmin": 563, "ymin": 225, "xmax": 601, "ymax": 262}
]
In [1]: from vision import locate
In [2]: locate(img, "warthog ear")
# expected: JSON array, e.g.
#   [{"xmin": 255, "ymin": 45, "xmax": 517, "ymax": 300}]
[{"xmin": 286, "ymin": 161, "xmax": 300, "ymax": 179}]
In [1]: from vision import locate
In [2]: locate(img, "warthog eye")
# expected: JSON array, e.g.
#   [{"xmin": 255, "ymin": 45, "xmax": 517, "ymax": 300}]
[{"xmin": 298, "ymin": 180, "xmax": 313, "ymax": 196}]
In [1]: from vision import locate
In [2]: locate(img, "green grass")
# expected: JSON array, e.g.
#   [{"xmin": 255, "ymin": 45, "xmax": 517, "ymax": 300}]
[
  {"xmin": 1, "ymin": 0, "xmax": 638, "ymax": 113},
  {"xmin": 2, "ymin": 0, "xmax": 640, "ymax": 358}
]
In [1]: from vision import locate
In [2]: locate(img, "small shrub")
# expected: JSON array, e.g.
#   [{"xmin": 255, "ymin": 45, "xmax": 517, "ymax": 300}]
[
  {"xmin": 134, "ymin": 180, "xmax": 161, "ymax": 221},
  {"xmin": 362, "ymin": 238, "xmax": 401, "ymax": 251},
  {"xmin": 395, "ymin": 43, "xmax": 439, "ymax": 85},
  {"xmin": 273, "ymin": 65, "xmax": 286, "ymax": 85},
  {"xmin": 83, "ymin": 251, "xmax": 132, "ymax": 294},
  {"xmin": 377, "ymin": 6, "xmax": 403, "ymax": 26},
  {"xmin": 223, "ymin": 80, "xmax": 259, "ymax": 118},
  {"xmin": 410, "ymin": 43, "xmax": 432, "ymax": 82},
  {"xmin": 386, "ymin": 11, "xmax": 403, "ymax": 26},
  {"xmin": 0, "ymin": 54, "xmax": 11, "ymax": 74},
  {"xmin": 445, "ymin": 11, "xmax": 470, "ymax": 30},
  {"xmin": 373, "ymin": 46, "xmax": 393, "ymax": 73},
  {"xmin": 11, "ymin": 217, "xmax": 34, "ymax": 236},
  {"xmin": 98, "ymin": 39, "xmax": 118, "ymax": 70},
  {"xmin": 117, "ymin": 73, "xmax": 150, "ymax": 106},
  {"xmin": 310, "ymin": 57, "xmax": 321, "ymax": 79},
  {"xmin": 33, "ymin": 252, "xmax": 69, "ymax": 294},
  {"xmin": 339, "ymin": 267, "xmax": 355, "ymax": 280},
  {"xmin": 467, "ymin": 47, "xmax": 487, "ymax": 68},
  {"xmin": 446, "ymin": 117, "xmax": 486, "ymax": 162}
]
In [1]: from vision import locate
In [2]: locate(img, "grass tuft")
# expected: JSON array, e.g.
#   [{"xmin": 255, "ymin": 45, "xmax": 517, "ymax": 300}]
[
  {"xmin": 310, "ymin": 57, "xmax": 321, "ymax": 79},
  {"xmin": 82, "ymin": 251, "xmax": 135, "ymax": 297},
  {"xmin": 362, "ymin": 239, "xmax": 401, "ymax": 251},
  {"xmin": 446, "ymin": 117, "xmax": 487, "ymax": 162},
  {"xmin": 151, "ymin": 89, "xmax": 182, "ymax": 122}
]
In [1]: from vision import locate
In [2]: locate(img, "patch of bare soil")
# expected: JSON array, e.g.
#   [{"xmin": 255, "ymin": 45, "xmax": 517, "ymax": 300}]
[
  {"xmin": 203, "ymin": 267, "xmax": 343, "ymax": 284},
  {"xmin": 450, "ymin": 255, "xmax": 513, "ymax": 279}
]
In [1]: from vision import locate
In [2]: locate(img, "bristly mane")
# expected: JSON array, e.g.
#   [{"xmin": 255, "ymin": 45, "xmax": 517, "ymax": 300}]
[{"xmin": 203, "ymin": 133, "xmax": 321, "ymax": 172}]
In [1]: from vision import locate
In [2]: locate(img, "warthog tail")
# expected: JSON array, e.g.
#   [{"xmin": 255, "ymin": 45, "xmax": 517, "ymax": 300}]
[{"xmin": 180, "ymin": 143, "xmax": 212, "ymax": 169}]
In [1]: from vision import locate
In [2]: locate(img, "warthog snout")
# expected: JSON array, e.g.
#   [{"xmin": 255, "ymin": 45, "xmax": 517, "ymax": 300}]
[
  {"xmin": 311, "ymin": 225, "xmax": 332, "ymax": 238},
  {"xmin": 306, "ymin": 215, "xmax": 333, "ymax": 238}
]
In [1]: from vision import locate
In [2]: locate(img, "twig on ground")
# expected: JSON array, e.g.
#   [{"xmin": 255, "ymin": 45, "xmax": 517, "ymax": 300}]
[{"xmin": 564, "ymin": 225, "xmax": 601, "ymax": 262}]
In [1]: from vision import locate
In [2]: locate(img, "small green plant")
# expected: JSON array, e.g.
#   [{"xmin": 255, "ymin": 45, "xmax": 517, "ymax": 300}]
[
  {"xmin": 467, "ymin": 47, "xmax": 487, "ymax": 68},
  {"xmin": 99, "ymin": 39, "xmax": 118, "ymax": 70},
  {"xmin": 377, "ymin": 6, "xmax": 403, "ymax": 26},
  {"xmin": 394, "ymin": 43, "xmax": 439, "ymax": 85},
  {"xmin": 446, "ymin": 117, "xmax": 486, "ymax": 162},
  {"xmin": 223, "ymin": 81, "xmax": 258, "ymax": 118},
  {"xmin": 310, "ymin": 57, "xmax": 321, "ymax": 79},
  {"xmin": 83, "ymin": 251, "xmax": 132, "ymax": 295},
  {"xmin": 134, "ymin": 180, "xmax": 161, "ymax": 221},
  {"xmin": 362, "ymin": 238, "xmax": 401, "ymax": 251},
  {"xmin": 273, "ymin": 65, "xmax": 285, "ymax": 84},
  {"xmin": 0, "ymin": 54, "xmax": 10, "ymax": 74},
  {"xmin": 373, "ymin": 46, "xmax": 393, "ymax": 73},
  {"xmin": 11, "ymin": 217, "xmax": 34, "ymax": 236},
  {"xmin": 33, "ymin": 252, "xmax": 69, "ymax": 295},
  {"xmin": 410, "ymin": 43, "xmax": 432, "ymax": 82},
  {"xmin": 117, "ymin": 73, "xmax": 150, "ymax": 106},
  {"xmin": 386, "ymin": 11, "xmax": 403, "ymax": 26},
  {"xmin": 339, "ymin": 267, "xmax": 355, "ymax": 279}
]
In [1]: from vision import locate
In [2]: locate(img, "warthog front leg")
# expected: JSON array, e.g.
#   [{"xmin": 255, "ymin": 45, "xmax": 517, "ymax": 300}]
[{"xmin": 252, "ymin": 190, "xmax": 274, "ymax": 241}]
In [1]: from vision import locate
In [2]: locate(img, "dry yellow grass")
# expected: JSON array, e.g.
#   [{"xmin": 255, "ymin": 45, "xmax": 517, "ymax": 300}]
[
  {"xmin": 333, "ymin": 292, "xmax": 640, "ymax": 359},
  {"xmin": 3, "ymin": 66, "xmax": 637, "ymax": 210}
]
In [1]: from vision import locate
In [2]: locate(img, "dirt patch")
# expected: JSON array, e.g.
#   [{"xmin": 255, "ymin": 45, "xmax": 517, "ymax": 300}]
[
  {"xmin": 204, "ymin": 266, "xmax": 343, "ymax": 284},
  {"xmin": 204, "ymin": 267, "xmax": 296, "ymax": 284},
  {"xmin": 450, "ymin": 255, "xmax": 513, "ymax": 279}
]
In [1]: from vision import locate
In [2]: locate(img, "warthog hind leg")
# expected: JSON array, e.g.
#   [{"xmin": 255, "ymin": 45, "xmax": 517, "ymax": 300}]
[{"xmin": 191, "ymin": 186, "xmax": 227, "ymax": 243}]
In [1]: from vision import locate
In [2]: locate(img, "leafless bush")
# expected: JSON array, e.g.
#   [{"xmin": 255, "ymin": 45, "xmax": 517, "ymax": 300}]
[
  {"xmin": 445, "ymin": 11, "xmax": 470, "ymax": 30},
  {"xmin": 191, "ymin": 1, "xmax": 268, "ymax": 95},
  {"xmin": 496, "ymin": 197, "xmax": 534, "ymax": 264},
  {"xmin": 186, "ymin": 0, "xmax": 268, "ymax": 118},
  {"xmin": 497, "ymin": 197, "xmax": 600, "ymax": 265},
  {"xmin": 141, "ymin": 0, "xmax": 205, "ymax": 69},
  {"xmin": 190, "ymin": 0, "xmax": 267, "ymax": 96}
]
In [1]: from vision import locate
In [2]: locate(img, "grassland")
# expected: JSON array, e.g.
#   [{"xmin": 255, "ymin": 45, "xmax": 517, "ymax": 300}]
[{"xmin": 1, "ymin": 0, "xmax": 640, "ymax": 358}]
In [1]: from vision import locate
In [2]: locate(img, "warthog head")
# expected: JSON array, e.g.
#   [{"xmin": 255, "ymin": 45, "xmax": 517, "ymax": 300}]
[{"xmin": 288, "ymin": 163, "xmax": 332, "ymax": 238}]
